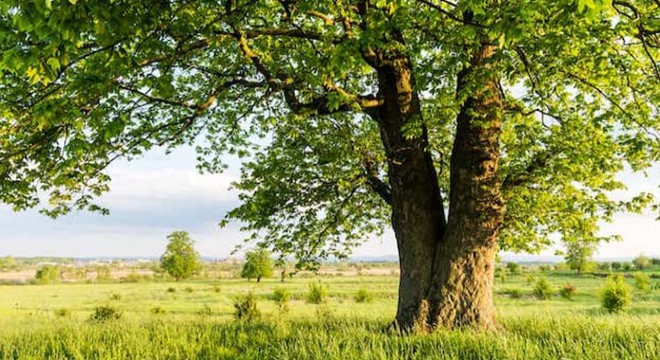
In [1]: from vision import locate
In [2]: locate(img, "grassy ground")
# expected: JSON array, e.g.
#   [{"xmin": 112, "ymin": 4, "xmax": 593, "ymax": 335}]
[{"xmin": 0, "ymin": 271, "xmax": 659, "ymax": 359}]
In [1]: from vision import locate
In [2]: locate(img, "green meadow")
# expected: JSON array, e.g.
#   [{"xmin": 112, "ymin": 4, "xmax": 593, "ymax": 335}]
[{"xmin": 1, "ymin": 270, "xmax": 659, "ymax": 359}]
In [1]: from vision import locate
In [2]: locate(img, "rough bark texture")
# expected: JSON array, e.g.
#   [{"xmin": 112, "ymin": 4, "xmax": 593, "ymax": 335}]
[
  {"xmin": 373, "ymin": 42, "xmax": 504, "ymax": 331},
  {"xmin": 371, "ymin": 49, "xmax": 447, "ymax": 331},
  {"xmin": 429, "ymin": 43, "xmax": 504, "ymax": 330}
]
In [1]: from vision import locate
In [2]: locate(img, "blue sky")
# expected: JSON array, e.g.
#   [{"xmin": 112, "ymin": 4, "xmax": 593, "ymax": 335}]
[{"xmin": 0, "ymin": 146, "xmax": 658, "ymax": 259}]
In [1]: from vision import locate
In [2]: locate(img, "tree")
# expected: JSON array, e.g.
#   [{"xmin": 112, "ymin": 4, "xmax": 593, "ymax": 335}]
[
  {"xmin": 241, "ymin": 248, "xmax": 273, "ymax": 282},
  {"xmin": 34, "ymin": 265, "xmax": 60, "ymax": 284},
  {"xmin": 160, "ymin": 231, "xmax": 201, "ymax": 281},
  {"xmin": 562, "ymin": 241, "xmax": 596, "ymax": 275},
  {"xmin": 633, "ymin": 254, "xmax": 651, "ymax": 270},
  {"xmin": 0, "ymin": 1, "xmax": 658, "ymax": 331}
]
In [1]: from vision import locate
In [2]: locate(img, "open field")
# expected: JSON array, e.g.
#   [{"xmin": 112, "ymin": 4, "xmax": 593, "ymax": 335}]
[{"xmin": 1, "ymin": 269, "xmax": 659, "ymax": 359}]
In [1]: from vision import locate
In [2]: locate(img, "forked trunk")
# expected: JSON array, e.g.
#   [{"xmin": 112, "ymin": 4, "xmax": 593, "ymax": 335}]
[{"xmin": 375, "ymin": 42, "xmax": 503, "ymax": 332}]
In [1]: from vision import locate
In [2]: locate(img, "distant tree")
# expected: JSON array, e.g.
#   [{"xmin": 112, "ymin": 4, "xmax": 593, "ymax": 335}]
[
  {"xmin": 241, "ymin": 249, "xmax": 273, "ymax": 283},
  {"xmin": 611, "ymin": 262, "xmax": 622, "ymax": 271},
  {"xmin": 597, "ymin": 262, "xmax": 611, "ymax": 271},
  {"xmin": 0, "ymin": 256, "xmax": 17, "ymax": 270},
  {"xmin": 652, "ymin": 258, "xmax": 660, "ymax": 266},
  {"xmin": 160, "ymin": 231, "xmax": 201, "ymax": 281},
  {"xmin": 506, "ymin": 262, "xmax": 521, "ymax": 275},
  {"xmin": 633, "ymin": 254, "xmax": 651, "ymax": 270},
  {"xmin": 562, "ymin": 241, "xmax": 596, "ymax": 275},
  {"xmin": 35, "ymin": 265, "xmax": 60, "ymax": 284},
  {"xmin": 274, "ymin": 258, "xmax": 291, "ymax": 283},
  {"xmin": 622, "ymin": 262, "xmax": 634, "ymax": 271}
]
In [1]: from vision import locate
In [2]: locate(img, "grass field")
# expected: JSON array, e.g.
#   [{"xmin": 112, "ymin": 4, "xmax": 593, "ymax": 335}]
[{"xmin": 1, "ymin": 270, "xmax": 659, "ymax": 359}]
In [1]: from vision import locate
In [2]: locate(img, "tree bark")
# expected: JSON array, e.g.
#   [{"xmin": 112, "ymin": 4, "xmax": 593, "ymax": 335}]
[
  {"xmin": 375, "ymin": 42, "xmax": 503, "ymax": 331},
  {"xmin": 371, "ymin": 49, "xmax": 447, "ymax": 332}
]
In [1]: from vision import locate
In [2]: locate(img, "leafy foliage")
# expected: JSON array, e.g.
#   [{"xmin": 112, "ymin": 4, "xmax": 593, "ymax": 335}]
[
  {"xmin": 559, "ymin": 283, "xmax": 577, "ymax": 300},
  {"xmin": 241, "ymin": 248, "xmax": 273, "ymax": 282},
  {"xmin": 307, "ymin": 282, "xmax": 329, "ymax": 304},
  {"xmin": 233, "ymin": 292, "xmax": 260, "ymax": 322},
  {"xmin": 633, "ymin": 254, "xmax": 651, "ymax": 270},
  {"xmin": 0, "ymin": 0, "xmax": 657, "ymax": 267},
  {"xmin": 89, "ymin": 306, "xmax": 122, "ymax": 322},
  {"xmin": 34, "ymin": 265, "xmax": 60, "ymax": 284},
  {"xmin": 160, "ymin": 231, "xmax": 201, "ymax": 281},
  {"xmin": 533, "ymin": 278, "xmax": 554, "ymax": 300},
  {"xmin": 601, "ymin": 274, "xmax": 632, "ymax": 313},
  {"xmin": 354, "ymin": 287, "xmax": 374, "ymax": 303},
  {"xmin": 561, "ymin": 241, "xmax": 596, "ymax": 274},
  {"xmin": 633, "ymin": 272, "xmax": 651, "ymax": 292}
]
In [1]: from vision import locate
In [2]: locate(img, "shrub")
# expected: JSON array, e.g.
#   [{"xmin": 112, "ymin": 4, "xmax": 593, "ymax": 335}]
[
  {"xmin": 538, "ymin": 265, "xmax": 551, "ymax": 272},
  {"xmin": 307, "ymin": 283, "xmax": 329, "ymax": 304},
  {"xmin": 150, "ymin": 306, "xmax": 166, "ymax": 315},
  {"xmin": 611, "ymin": 262, "xmax": 622, "ymax": 270},
  {"xmin": 54, "ymin": 308, "xmax": 71, "ymax": 317},
  {"xmin": 597, "ymin": 262, "xmax": 611, "ymax": 271},
  {"xmin": 506, "ymin": 262, "xmax": 520, "ymax": 274},
  {"xmin": 651, "ymin": 258, "xmax": 660, "ymax": 266},
  {"xmin": 525, "ymin": 275, "xmax": 536, "ymax": 284},
  {"xmin": 354, "ymin": 287, "xmax": 374, "ymax": 303},
  {"xmin": 506, "ymin": 288, "xmax": 524, "ymax": 299},
  {"xmin": 233, "ymin": 293, "xmax": 260, "ymax": 322},
  {"xmin": 622, "ymin": 262, "xmax": 634, "ymax": 271},
  {"xmin": 554, "ymin": 262, "xmax": 569, "ymax": 271},
  {"xmin": 601, "ymin": 274, "xmax": 632, "ymax": 313},
  {"xmin": 166, "ymin": 287, "xmax": 176, "ymax": 293},
  {"xmin": 213, "ymin": 286, "xmax": 221, "ymax": 293},
  {"xmin": 35, "ymin": 265, "xmax": 60, "ymax": 284},
  {"xmin": 533, "ymin": 278, "xmax": 554, "ymax": 300},
  {"xmin": 633, "ymin": 272, "xmax": 651, "ymax": 292},
  {"xmin": 184, "ymin": 287, "xmax": 194, "ymax": 293},
  {"xmin": 90, "ymin": 306, "xmax": 121, "ymax": 322},
  {"xmin": 109, "ymin": 293, "xmax": 122, "ymax": 301},
  {"xmin": 559, "ymin": 283, "xmax": 577, "ymax": 300},
  {"xmin": 272, "ymin": 288, "xmax": 291, "ymax": 312},
  {"xmin": 198, "ymin": 304, "xmax": 213, "ymax": 316}
]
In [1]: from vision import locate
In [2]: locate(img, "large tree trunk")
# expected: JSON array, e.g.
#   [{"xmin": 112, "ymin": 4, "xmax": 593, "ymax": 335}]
[{"xmin": 374, "ymin": 42, "xmax": 503, "ymax": 331}]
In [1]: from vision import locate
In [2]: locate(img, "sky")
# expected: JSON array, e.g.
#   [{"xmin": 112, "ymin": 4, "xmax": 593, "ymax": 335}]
[{"xmin": 1, "ymin": 146, "xmax": 659, "ymax": 260}]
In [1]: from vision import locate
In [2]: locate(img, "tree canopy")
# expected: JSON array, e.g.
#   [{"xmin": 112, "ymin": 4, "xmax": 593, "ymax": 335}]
[
  {"xmin": 160, "ymin": 231, "xmax": 201, "ymax": 281},
  {"xmin": 1, "ymin": 0, "xmax": 659, "ymax": 330},
  {"xmin": 241, "ymin": 248, "xmax": 274, "ymax": 282}
]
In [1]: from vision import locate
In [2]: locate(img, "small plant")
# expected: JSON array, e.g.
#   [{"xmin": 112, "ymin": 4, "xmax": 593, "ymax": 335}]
[
  {"xmin": 559, "ymin": 283, "xmax": 577, "ymax": 300},
  {"xmin": 198, "ymin": 305, "xmax": 213, "ymax": 316},
  {"xmin": 54, "ymin": 308, "xmax": 71, "ymax": 317},
  {"xmin": 622, "ymin": 262, "xmax": 634, "ymax": 271},
  {"xmin": 109, "ymin": 293, "xmax": 122, "ymax": 301},
  {"xmin": 538, "ymin": 265, "xmax": 551, "ymax": 272},
  {"xmin": 601, "ymin": 274, "xmax": 632, "ymax": 313},
  {"xmin": 533, "ymin": 278, "xmax": 554, "ymax": 300},
  {"xmin": 307, "ymin": 282, "xmax": 329, "ymax": 304},
  {"xmin": 184, "ymin": 287, "xmax": 194, "ymax": 293},
  {"xmin": 272, "ymin": 288, "xmax": 291, "ymax": 312},
  {"xmin": 633, "ymin": 272, "xmax": 651, "ymax": 293},
  {"xmin": 150, "ymin": 306, "xmax": 166, "ymax": 315},
  {"xmin": 354, "ymin": 287, "xmax": 374, "ymax": 303},
  {"xmin": 233, "ymin": 293, "xmax": 260, "ymax": 322},
  {"xmin": 611, "ymin": 262, "xmax": 622, "ymax": 270},
  {"xmin": 89, "ymin": 306, "xmax": 121, "ymax": 322},
  {"xmin": 506, "ymin": 288, "xmax": 524, "ymax": 299},
  {"xmin": 495, "ymin": 268, "xmax": 507, "ymax": 283},
  {"xmin": 525, "ymin": 275, "xmax": 536, "ymax": 284},
  {"xmin": 166, "ymin": 287, "xmax": 176, "ymax": 293},
  {"xmin": 213, "ymin": 286, "xmax": 221, "ymax": 293}
]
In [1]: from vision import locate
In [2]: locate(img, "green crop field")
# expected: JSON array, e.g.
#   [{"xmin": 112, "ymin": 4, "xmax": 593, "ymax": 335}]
[{"xmin": 1, "ymin": 270, "xmax": 659, "ymax": 359}]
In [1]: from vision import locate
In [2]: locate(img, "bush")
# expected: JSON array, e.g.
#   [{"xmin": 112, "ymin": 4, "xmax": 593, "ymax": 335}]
[
  {"xmin": 554, "ymin": 262, "xmax": 569, "ymax": 271},
  {"xmin": 533, "ymin": 278, "xmax": 554, "ymax": 300},
  {"xmin": 213, "ymin": 286, "xmax": 221, "ymax": 293},
  {"xmin": 150, "ymin": 306, "xmax": 166, "ymax": 315},
  {"xmin": 233, "ymin": 293, "xmax": 260, "ymax": 322},
  {"xmin": 35, "ymin": 265, "xmax": 60, "ymax": 284},
  {"xmin": 538, "ymin": 265, "xmax": 551, "ymax": 272},
  {"xmin": 272, "ymin": 288, "xmax": 291, "ymax": 312},
  {"xmin": 633, "ymin": 272, "xmax": 651, "ymax": 292},
  {"xmin": 506, "ymin": 288, "xmax": 524, "ymax": 299},
  {"xmin": 198, "ymin": 304, "xmax": 213, "ymax": 316},
  {"xmin": 354, "ymin": 287, "xmax": 374, "ymax": 303},
  {"xmin": 307, "ymin": 283, "xmax": 329, "ymax": 304},
  {"xmin": 184, "ymin": 287, "xmax": 194, "ymax": 293},
  {"xmin": 611, "ymin": 262, "xmax": 622, "ymax": 270},
  {"xmin": 54, "ymin": 308, "xmax": 71, "ymax": 317},
  {"xmin": 109, "ymin": 293, "xmax": 122, "ymax": 301},
  {"xmin": 506, "ymin": 262, "xmax": 520, "ymax": 274},
  {"xmin": 495, "ymin": 267, "xmax": 507, "ymax": 283},
  {"xmin": 622, "ymin": 262, "xmax": 633, "ymax": 271},
  {"xmin": 166, "ymin": 287, "xmax": 176, "ymax": 293},
  {"xmin": 601, "ymin": 274, "xmax": 632, "ymax": 313},
  {"xmin": 90, "ymin": 306, "xmax": 121, "ymax": 322},
  {"xmin": 559, "ymin": 283, "xmax": 577, "ymax": 300},
  {"xmin": 651, "ymin": 258, "xmax": 660, "ymax": 266},
  {"xmin": 597, "ymin": 262, "xmax": 611, "ymax": 271}
]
